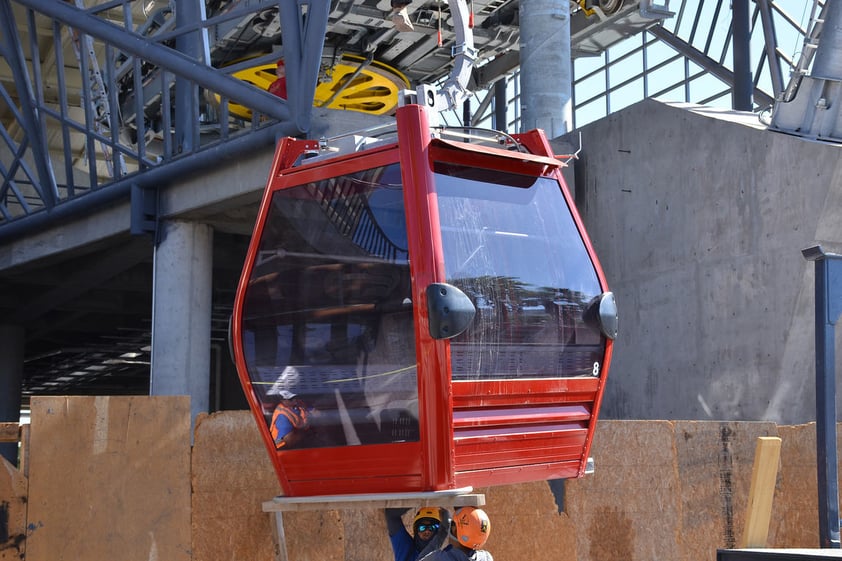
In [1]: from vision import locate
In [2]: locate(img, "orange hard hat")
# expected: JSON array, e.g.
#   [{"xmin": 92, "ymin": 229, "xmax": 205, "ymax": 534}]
[{"xmin": 450, "ymin": 507, "xmax": 491, "ymax": 550}]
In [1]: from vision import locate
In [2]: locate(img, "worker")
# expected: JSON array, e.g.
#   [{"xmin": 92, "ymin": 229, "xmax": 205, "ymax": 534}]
[
  {"xmin": 385, "ymin": 506, "xmax": 449, "ymax": 561},
  {"xmin": 269, "ymin": 391, "xmax": 311, "ymax": 449},
  {"xmin": 423, "ymin": 506, "xmax": 492, "ymax": 561},
  {"xmin": 268, "ymin": 59, "xmax": 287, "ymax": 99}
]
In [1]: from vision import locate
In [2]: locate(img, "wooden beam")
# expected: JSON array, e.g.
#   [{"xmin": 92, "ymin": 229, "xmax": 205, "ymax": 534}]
[
  {"xmin": 740, "ymin": 436, "xmax": 782, "ymax": 548},
  {"xmin": 270, "ymin": 512, "xmax": 289, "ymax": 561},
  {"xmin": 263, "ymin": 487, "xmax": 485, "ymax": 512}
]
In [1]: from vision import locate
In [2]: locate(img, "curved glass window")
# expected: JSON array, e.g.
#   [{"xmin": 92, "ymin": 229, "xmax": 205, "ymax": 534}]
[
  {"xmin": 240, "ymin": 163, "xmax": 419, "ymax": 449},
  {"xmin": 435, "ymin": 165, "xmax": 604, "ymax": 380}
]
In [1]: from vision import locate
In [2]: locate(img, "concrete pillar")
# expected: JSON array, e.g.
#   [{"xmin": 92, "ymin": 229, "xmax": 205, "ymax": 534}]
[
  {"xmin": 0, "ymin": 324, "xmax": 25, "ymax": 464},
  {"xmin": 150, "ymin": 220, "xmax": 213, "ymax": 429},
  {"xmin": 518, "ymin": 0, "xmax": 572, "ymax": 136}
]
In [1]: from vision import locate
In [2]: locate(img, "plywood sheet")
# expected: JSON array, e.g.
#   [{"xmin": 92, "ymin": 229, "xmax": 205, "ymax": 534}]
[
  {"xmin": 191, "ymin": 410, "xmax": 281, "ymax": 561},
  {"xmin": 283, "ymin": 509, "xmax": 345, "ymax": 561},
  {"xmin": 482, "ymin": 480, "xmax": 577, "ymax": 561},
  {"xmin": 25, "ymin": 396, "xmax": 191, "ymax": 561},
  {"xmin": 192, "ymin": 410, "xmax": 347, "ymax": 561},
  {"xmin": 673, "ymin": 421, "xmax": 778, "ymax": 561},
  {"xmin": 0, "ymin": 456, "xmax": 27, "ymax": 561},
  {"xmin": 773, "ymin": 423, "xmax": 818, "ymax": 548},
  {"xmin": 567, "ymin": 419, "xmax": 679, "ymax": 561},
  {"xmin": 342, "ymin": 507, "xmax": 393, "ymax": 561},
  {"xmin": 17, "ymin": 406, "xmax": 821, "ymax": 561},
  {"xmin": 194, "ymin": 411, "xmax": 451, "ymax": 561}
]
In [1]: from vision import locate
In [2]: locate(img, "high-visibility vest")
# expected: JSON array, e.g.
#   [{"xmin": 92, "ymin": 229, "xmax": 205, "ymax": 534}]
[{"xmin": 270, "ymin": 401, "xmax": 310, "ymax": 448}]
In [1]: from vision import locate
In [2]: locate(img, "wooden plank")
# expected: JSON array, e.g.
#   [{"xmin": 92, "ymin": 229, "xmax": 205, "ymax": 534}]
[
  {"xmin": 740, "ymin": 436, "xmax": 782, "ymax": 548},
  {"xmin": 19, "ymin": 424, "xmax": 30, "ymax": 478},
  {"xmin": 0, "ymin": 422, "xmax": 19, "ymax": 443},
  {"xmin": 263, "ymin": 488, "xmax": 485, "ymax": 512}
]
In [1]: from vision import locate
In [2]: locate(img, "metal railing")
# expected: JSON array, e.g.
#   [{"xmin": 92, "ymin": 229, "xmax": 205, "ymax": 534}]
[{"xmin": 0, "ymin": 0, "xmax": 325, "ymax": 238}]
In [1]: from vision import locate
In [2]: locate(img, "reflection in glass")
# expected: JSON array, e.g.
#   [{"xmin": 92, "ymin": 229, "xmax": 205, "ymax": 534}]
[
  {"xmin": 240, "ymin": 164, "xmax": 419, "ymax": 449},
  {"xmin": 435, "ymin": 165, "xmax": 605, "ymax": 380}
]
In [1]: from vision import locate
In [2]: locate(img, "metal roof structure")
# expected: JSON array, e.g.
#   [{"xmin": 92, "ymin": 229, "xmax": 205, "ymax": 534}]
[{"xmin": 0, "ymin": 0, "xmax": 817, "ymax": 410}]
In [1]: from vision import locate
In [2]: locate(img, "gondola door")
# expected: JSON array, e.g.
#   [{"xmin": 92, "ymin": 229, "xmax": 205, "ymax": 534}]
[
  {"xmin": 427, "ymin": 131, "xmax": 616, "ymax": 488},
  {"xmin": 231, "ymin": 141, "xmax": 434, "ymax": 496}
]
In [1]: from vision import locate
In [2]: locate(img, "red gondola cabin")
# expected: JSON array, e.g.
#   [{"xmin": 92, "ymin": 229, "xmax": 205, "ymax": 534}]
[{"xmin": 230, "ymin": 103, "xmax": 618, "ymax": 497}]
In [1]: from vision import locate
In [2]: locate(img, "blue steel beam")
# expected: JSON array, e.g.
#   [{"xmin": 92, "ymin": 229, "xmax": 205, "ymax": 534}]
[
  {"xmin": 0, "ymin": 0, "xmax": 58, "ymax": 208},
  {"xmin": 174, "ymin": 0, "xmax": 209, "ymax": 154},
  {"xmin": 279, "ymin": 0, "xmax": 330, "ymax": 134},
  {"xmin": 0, "ymin": 121, "xmax": 290, "ymax": 243},
  {"xmin": 756, "ymin": 0, "xmax": 784, "ymax": 99},
  {"xmin": 732, "ymin": 0, "xmax": 752, "ymax": 110},
  {"xmin": 803, "ymin": 244, "xmax": 842, "ymax": 550},
  {"xmin": 14, "ymin": 0, "xmax": 293, "ymax": 124}
]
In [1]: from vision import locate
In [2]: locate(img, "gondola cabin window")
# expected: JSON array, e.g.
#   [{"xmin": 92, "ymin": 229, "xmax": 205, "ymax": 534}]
[
  {"xmin": 239, "ymin": 163, "xmax": 419, "ymax": 450},
  {"xmin": 433, "ymin": 164, "xmax": 604, "ymax": 381}
]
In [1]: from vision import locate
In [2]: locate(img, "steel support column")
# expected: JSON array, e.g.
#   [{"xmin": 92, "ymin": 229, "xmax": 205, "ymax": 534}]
[
  {"xmin": 279, "ymin": 0, "xmax": 330, "ymax": 134},
  {"xmin": 495, "ymin": 79, "xmax": 507, "ymax": 133},
  {"xmin": 732, "ymin": 0, "xmax": 752, "ymax": 110},
  {"xmin": 519, "ymin": 0, "xmax": 572, "ymax": 136},
  {"xmin": 174, "ymin": 0, "xmax": 210, "ymax": 153},
  {"xmin": 812, "ymin": 0, "xmax": 842, "ymax": 81},
  {"xmin": 803, "ymin": 245, "xmax": 842, "ymax": 549}
]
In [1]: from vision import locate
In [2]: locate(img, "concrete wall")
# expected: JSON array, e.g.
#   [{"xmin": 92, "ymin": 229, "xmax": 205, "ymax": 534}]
[
  {"xmin": 558, "ymin": 100, "xmax": 842, "ymax": 424},
  {"xmin": 0, "ymin": 396, "xmax": 834, "ymax": 561}
]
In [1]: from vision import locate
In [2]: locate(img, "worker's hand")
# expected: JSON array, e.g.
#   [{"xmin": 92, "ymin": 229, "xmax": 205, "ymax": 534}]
[{"xmin": 437, "ymin": 507, "xmax": 452, "ymax": 529}]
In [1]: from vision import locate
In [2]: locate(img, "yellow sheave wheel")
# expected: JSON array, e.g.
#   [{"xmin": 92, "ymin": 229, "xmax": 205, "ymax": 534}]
[{"xmin": 222, "ymin": 54, "xmax": 410, "ymax": 120}]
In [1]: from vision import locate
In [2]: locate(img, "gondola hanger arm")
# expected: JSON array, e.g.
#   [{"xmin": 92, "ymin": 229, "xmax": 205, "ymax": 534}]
[{"xmin": 413, "ymin": 0, "xmax": 478, "ymax": 113}]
